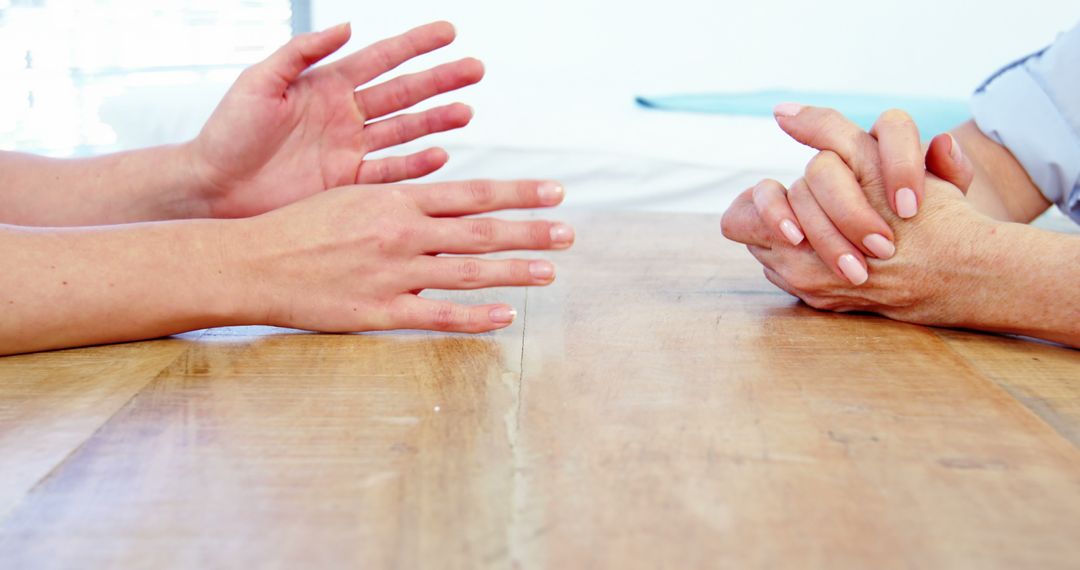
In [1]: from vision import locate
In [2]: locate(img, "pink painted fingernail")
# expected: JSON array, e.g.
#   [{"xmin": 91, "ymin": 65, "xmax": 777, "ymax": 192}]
[
  {"xmin": 779, "ymin": 219, "xmax": 804, "ymax": 246},
  {"xmin": 773, "ymin": 102, "xmax": 804, "ymax": 118},
  {"xmin": 549, "ymin": 223, "xmax": 575, "ymax": 247},
  {"xmin": 862, "ymin": 233, "xmax": 895, "ymax": 259},
  {"xmin": 529, "ymin": 260, "xmax": 555, "ymax": 280},
  {"xmin": 896, "ymin": 187, "xmax": 918, "ymax": 218},
  {"xmin": 489, "ymin": 306, "xmax": 517, "ymax": 324},
  {"xmin": 537, "ymin": 182, "xmax": 565, "ymax": 206},
  {"xmin": 837, "ymin": 254, "xmax": 868, "ymax": 286}
]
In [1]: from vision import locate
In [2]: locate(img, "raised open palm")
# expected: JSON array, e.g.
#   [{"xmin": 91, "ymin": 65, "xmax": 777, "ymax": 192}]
[{"xmin": 189, "ymin": 21, "xmax": 482, "ymax": 218}]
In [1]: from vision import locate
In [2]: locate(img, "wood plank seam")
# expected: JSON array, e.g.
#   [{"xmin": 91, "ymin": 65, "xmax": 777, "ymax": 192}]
[
  {"xmin": 933, "ymin": 328, "xmax": 1080, "ymax": 452},
  {"xmin": 0, "ymin": 331, "xmax": 207, "ymax": 526},
  {"xmin": 516, "ymin": 288, "xmax": 529, "ymax": 431}
]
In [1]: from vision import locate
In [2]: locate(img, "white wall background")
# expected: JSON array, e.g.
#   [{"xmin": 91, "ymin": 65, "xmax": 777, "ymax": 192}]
[
  {"xmin": 306, "ymin": 1, "xmax": 1078, "ymax": 210},
  {"xmin": 316, "ymin": 0, "xmax": 1077, "ymax": 97},
  {"xmin": 9, "ymin": 2, "xmax": 1077, "ymax": 211}
]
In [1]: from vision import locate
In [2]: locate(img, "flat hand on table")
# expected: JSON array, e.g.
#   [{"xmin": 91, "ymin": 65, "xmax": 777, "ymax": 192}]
[
  {"xmin": 189, "ymin": 21, "xmax": 482, "ymax": 218},
  {"xmin": 228, "ymin": 180, "xmax": 572, "ymax": 334}
]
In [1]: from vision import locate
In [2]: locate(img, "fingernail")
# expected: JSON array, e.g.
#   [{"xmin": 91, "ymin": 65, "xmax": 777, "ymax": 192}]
[
  {"xmin": 323, "ymin": 22, "xmax": 349, "ymax": 33},
  {"xmin": 779, "ymin": 219, "xmax": 804, "ymax": 246},
  {"xmin": 537, "ymin": 182, "xmax": 565, "ymax": 206},
  {"xmin": 946, "ymin": 133, "xmax": 965, "ymax": 163},
  {"xmin": 773, "ymin": 102, "xmax": 804, "ymax": 118},
  {"xmin": 896, "ymin": 187, "xmax": 918, "ymax": 218},
  {"xmin": 529, "ymin": 260, "xmax": 555, "ymax": 280},
  {"xmin": 489, "ymin": 306, "xmax": 517, "ymax": 324},
  {"xmin": 862, "ymin": 233, "xmax": 895, "ymax": 259},
  {"xmin": 549, "ymin": 223, "xmax": 575, "ymax": 247},
  {"xmin": 837, "ymin": 254, "xmax": 868, "ymax": 286}
]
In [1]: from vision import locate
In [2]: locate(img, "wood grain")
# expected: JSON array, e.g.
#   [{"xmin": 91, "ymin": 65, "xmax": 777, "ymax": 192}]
[
  {"xmin": 0, "ymin": 211, "xmax": 1077, "ymax": 569},
  {"xmin": 0, "ymin": 335, "xmax": 201, "ymax": 518},
  {"xmin": 937, "ymin": 329, "xmax": 1080, "ymax": 447}
]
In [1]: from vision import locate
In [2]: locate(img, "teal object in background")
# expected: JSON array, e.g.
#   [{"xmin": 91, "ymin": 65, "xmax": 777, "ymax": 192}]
[{"xmin": 635, "ymin": 91, "xmax": 970, "ymax": 139}]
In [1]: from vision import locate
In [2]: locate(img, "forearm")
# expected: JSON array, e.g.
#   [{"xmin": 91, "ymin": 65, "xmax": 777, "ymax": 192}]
[
  {"xmin": 959, "ymin": 221, "xmax": 1080, "ymax": 347},
  {"xmin": 950, "ymin": 121, "xmax": 1051, "ymax": 223},
  {"xmin": 0, "ymin": 144, "xmax": 211, "ymax": 226},
  {"xmin": 0, "ymin": 218, "xmax": 248, "ymax": 355}
]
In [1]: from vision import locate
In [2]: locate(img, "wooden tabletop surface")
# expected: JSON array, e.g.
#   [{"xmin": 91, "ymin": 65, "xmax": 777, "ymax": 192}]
[{"xmin": 1, "ymin": 211, "xmax": 1078, "ymax": 569}]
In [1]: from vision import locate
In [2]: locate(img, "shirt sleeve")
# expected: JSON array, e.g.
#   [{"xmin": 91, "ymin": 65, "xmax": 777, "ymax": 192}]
[{"xmin": 970, "ymin": 22, "xmax": 1080, "ymax": 224}]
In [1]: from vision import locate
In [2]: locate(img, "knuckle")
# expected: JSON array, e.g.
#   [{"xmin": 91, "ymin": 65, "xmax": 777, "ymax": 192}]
[
  {"xmin": 876, "ymin": 107, "xmax": 911, "ymax": 124},
  {"xmin": 805, "ymin": 151, "xmax": 841, "ymax": 179},
  {"xmin": 878, "ymin": 108, "xmax": 914, "ymax": 128},
  {"xmin": 457, "ymin": 259, "xmax": 483, "ymax": 283},
  {"xmin": 787, "ymin": 178, "xmax": 810, "ymax": 201},
  {"xmin": 884, "ymin": 156, "xmax": 923, "ymax": 174},
  {"xmin": 375, "ymin": 219, "xmax": 415, "ymax": 250},
  {"xmin": 466, "ymin": 180, "xmax": 497, "ymax": 207},
  {"xmin": 469, "ymin": 219, "xmax": 496, "ymax": 243},
  {"xmin": 432, "ymin": 305, "xmax": 459, "ymax": 329},
  {"xmin": 750, "ymin": 179, "xmax": 778, "ymax": 199},
  {"xmin": 393, "ymin": 118, "xmax": 413, "ymax": 143},
  {"xmin": 720, "ymin": 211, "xmax": 738, "ymax": 240}
]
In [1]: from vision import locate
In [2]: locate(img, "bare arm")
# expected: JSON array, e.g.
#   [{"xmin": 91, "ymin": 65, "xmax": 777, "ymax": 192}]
[
  {"xmin": 950, "ymin": 120, "xmax": 1052, "ymax": 223},
  {"xmin": 0, "ymin": 21, "xmax": 485, "ymax": 227},
  {"xmin": 0, "ymin": 179, "xmax": 571, "ymax": 356},
  {"xmin": 0, "ymin": 146, "xmax": 208, "ymax": 226},
  {"xmin": 969, "ymin": 221, "xmax": 1080, "ymax": 345},
  {"xmin": 0, "ymin": 218, "xmax": 238, "ymax": 353}
]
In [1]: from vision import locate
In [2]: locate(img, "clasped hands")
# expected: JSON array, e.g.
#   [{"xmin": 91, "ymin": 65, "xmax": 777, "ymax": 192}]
[{"xmin": 721, "ymin": 104, "xmax": 1010, "ymax": 331}]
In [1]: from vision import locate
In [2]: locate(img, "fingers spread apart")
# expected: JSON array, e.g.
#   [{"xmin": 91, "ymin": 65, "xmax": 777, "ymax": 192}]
[
  {"xmin": 356, "ymin": 148, "xmax": 449, "ymax": 184},
  {"xmin": 331, "ymin": 21, "xmax": 458, "ymax": 87},
  {"xmin": 356, "ymin": 58, "xmax": 484, "ymax": 119},
  {"xmin": 363, "ymin": 103, "xmax": 473, "ymax": 153}
]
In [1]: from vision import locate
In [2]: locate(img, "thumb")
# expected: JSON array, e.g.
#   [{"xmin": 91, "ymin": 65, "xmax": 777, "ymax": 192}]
[
  {"xmin": 253, "ymin": 22, "xmax": 352, "ymax": 92},
  {"xmin": 925, "ymin": 133, "xmax": 974, "ymax": 194}
]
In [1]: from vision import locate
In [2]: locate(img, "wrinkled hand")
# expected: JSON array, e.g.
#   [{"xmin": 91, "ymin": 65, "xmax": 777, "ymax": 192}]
[
  {"xmin": 721, "ymin": 108, "xmax": 1002, "ymax": 328},
  {"xmin": 231, "ymin": 180, "xmax": 573, "ymax": 334},
  {"xmin": 190, "ymin": 21, "xmax": 483, "ymax": 218},
  {"xmin": 768, "ymin": 105, "xmax": 975, "ymax": 280}
]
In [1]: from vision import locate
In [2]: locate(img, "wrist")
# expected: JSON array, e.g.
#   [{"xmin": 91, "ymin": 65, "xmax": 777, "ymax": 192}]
[
  {"xmin": 951, "ymin": 121, "xmax": 1050, "ymax": 223},
  {"xmin": 205, "ymin": 216, "xmax": 273, "ymax": 326},
  {"xmin": 176, "ymin": 139, "xmax": 229, "ymax": 219},
  {"xmin": 950, "ymin": 220, "xmax": 1079, "ymax": 345}
]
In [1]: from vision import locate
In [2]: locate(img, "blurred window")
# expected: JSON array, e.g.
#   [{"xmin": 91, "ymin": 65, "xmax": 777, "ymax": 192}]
[{"xmin": 0, "ymin": 0, "xmax": 307, "ymax": 153}]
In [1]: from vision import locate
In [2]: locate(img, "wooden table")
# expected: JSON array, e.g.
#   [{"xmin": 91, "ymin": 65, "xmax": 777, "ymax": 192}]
[{"xmin": 1, "ymin": 211, "xmax": 1078, "ymax": 569}]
